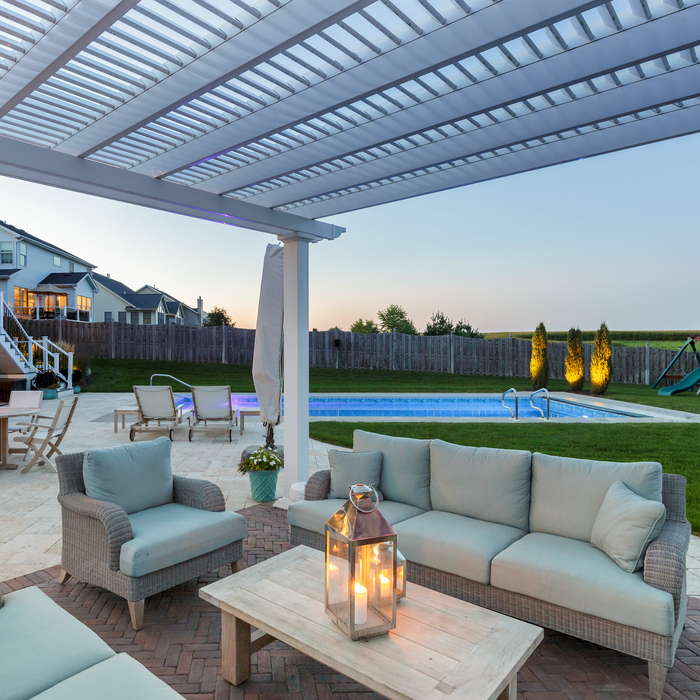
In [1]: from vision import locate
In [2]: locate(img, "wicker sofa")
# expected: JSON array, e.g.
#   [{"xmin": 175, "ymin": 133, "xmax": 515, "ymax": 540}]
[
  {"xmin": 288, "ymin": 430, "xmax": 690, "ymax": 700},
  {"xmin": 0, "ymin": 586, "xmax": 185, "ymax": 700}
]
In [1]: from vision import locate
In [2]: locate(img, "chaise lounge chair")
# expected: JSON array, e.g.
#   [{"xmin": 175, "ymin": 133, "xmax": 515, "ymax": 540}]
[
  {"xmin": 131, "ymin": 385, "xmax": 184, "ymax": 441},
  {"xmin": 189, "ymin": 385, "xmax": 238, "ymax": 442}
]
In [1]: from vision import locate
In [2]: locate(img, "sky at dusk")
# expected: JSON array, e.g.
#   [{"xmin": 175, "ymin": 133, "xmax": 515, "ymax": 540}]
[{"xmin": 1, "ymin": 131, "xmax": 698, "ymax": 334}]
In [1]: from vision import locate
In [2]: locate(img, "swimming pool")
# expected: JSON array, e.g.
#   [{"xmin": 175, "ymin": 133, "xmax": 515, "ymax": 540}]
[{"xmin": 175, "ymin": 394, "xmax": 647, "ymax": 419}]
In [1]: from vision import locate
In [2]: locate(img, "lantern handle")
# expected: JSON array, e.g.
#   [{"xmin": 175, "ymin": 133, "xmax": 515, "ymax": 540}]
[{"xmin": 349, "ymin": 484, "xmax": 378, "ymax": 513}]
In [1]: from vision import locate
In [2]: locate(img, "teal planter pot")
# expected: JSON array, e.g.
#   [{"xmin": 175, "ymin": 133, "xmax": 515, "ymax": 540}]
[
  {"xmin": 248, "ymin": 470, "xmax": 280, "ymax": 502},
  {"xmin": 73, "ymin": 386, "xmax": 81, "ymax": 394},
  {"xmin": 42, "ymin": 389, "xmax": 58, "ymax": 400}
]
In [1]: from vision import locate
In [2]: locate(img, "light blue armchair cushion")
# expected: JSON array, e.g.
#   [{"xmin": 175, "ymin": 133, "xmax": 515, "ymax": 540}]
[
  {"xmin": 328, "ymin": 449, "xmax": 383, "ymax": 500},
  {"xmin": 33, "ymin": 653, "xmax": 183, "ymax": 700},
  {"xmin": 120, "ymin": 503, "xmax": 246, "ymax": 577},
  {"xmin": 83, "ymin": 437, "xmax": 173, "ymax": 515},
  {"xmin": 353, "ymin": 430, "xmax": 431, "ymax": 511},
  {"xmin": 393, "ymin": 511, "xmax": 525, "ymax": 584},
  {"xmin": 288, "ymin": 498, "xmax": 424, "ymax": 536},
  {"xmin": 430, "ymin": 440, "xmax": 532, "ymax": 531},
  {"xmin": 591, "ymin": 481, "xmax": 666, "ymax": 573},
  {"xmin": 529, "ymin": 453, "xmax": 662, "ymax": 542},
  {"xmin": 491, "ymin": 532, "xmax": 674, "ymax": 636},
  {"xmin": 0, "ymin": 586, "xmax": 115, "ymax": 700}
]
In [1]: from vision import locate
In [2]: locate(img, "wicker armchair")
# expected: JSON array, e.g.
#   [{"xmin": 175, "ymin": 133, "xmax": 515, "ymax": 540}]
[{"xmin": 56, "ymin": 451, "xmax": 244, "ymax": 630}]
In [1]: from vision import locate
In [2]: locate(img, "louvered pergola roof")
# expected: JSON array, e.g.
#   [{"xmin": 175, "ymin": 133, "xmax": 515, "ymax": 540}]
[{"xmin": 1, "ymin": 0, "xmax": 698, "ymax": 236}]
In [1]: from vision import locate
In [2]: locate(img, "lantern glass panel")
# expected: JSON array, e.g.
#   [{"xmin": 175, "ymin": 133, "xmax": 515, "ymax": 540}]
[
  {"xmin": 396, "ymin": 548, "xmax": 406, "ymax": 600},
  {"xmin": 326, "ymin": 531, "xmax": 350, "ymax": 625}
]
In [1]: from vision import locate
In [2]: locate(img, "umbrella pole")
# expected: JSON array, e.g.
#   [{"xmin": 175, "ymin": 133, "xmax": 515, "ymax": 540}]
[{"xmin": 265, "ymin": 423, "xmax": 275, "ymax": 450}]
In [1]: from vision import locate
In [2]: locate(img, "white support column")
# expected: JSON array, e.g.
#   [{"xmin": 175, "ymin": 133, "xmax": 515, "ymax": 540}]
[{"xmin": 279, "ymin": 234, "xmax": 311, "ymax": 506}]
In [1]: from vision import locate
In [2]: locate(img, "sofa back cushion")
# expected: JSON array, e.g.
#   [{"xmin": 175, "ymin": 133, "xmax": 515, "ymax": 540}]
[
  {"xmin": 430, "ymin": 440, "xmax": 532, "ymax": 531},
  {"xmin": 83, "ymin": 437, "xmax": 173, "ymax": 514},
  {"xmin": 353, "ymin": 430, "xmax": 431, "ymax": 511},
  {"xmin": 530, "ymin": 452, "xmax": 663, "ymax": 541}
]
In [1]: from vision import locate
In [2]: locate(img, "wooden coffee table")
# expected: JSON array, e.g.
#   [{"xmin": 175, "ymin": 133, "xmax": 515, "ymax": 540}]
[{"xmin": 200, "ymin": 546, "xmax": 543, "ymax": 700}]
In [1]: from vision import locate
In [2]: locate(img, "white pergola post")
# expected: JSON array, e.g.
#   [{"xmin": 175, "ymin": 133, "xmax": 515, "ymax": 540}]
[{"xmin": 280, "ymin": 234, "xmax": 311, "ymax": 504}]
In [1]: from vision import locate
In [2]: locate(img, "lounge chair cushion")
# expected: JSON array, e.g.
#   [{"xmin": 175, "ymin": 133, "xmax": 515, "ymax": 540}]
[
  {"xmin": 328, "ymin": 449, "xmax": 383, "ymax": 500},
  {"xmin": 393, "ymin": 511, "xmax": 525, "ymax": 584},
  {"xmin": 83, "ymin": 437, "xmax": 173, "ymax": 515},
  {"xmin": 33, "ymin": 653, "xmax": 183, "ymax": 700},
  {"xmin": 353, "ymin": 430, "xmax": 431, "ymax": 511},
  {"xmin": 529, "ymin": 453, "xmax": 663, "ymax": 541},
  {"xmin": 430, "ymin": 441, "xmax": 531, "ymax": 531},
  {"xmin": 120, "ymin": 503, "xmax": 246, "ymax": 577},
  {"xmin": 591, "ymin": 481, "xmax": 666, "ymax": 573},
  {"xmin": 0, "ymin": 586, "xmax": 115, "ymax": 700},
  {"xmin": 491, "ymin": 532, "xmax": 674, "ymax": 636},
  {"xmin": 288, "ymin": 498, "xmax": 424, "ymax": 536}
]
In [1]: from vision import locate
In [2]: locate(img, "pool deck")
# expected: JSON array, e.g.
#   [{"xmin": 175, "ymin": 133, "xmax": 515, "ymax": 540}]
[{"xmin": 2, "ymin": 391, "xmax": 699, "ymax": 591}]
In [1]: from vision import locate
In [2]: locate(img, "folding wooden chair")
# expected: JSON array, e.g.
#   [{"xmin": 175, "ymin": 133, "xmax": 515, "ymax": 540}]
[
  {"xmin": 6, "ymin": 390, "xmax": 43, "ymax": 437},
  {"xmin": 13, "ymin": 395, "xmax": 79, "ymax": 473}
]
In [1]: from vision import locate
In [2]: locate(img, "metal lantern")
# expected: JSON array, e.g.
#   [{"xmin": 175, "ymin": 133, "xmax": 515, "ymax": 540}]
[
  {"xmin": 396, "ymin": 548, "xmax": 407, "ymax": 601},
  {"xmin": 325, "ymin": 484, "xmax": 398, "ymax": 641}
]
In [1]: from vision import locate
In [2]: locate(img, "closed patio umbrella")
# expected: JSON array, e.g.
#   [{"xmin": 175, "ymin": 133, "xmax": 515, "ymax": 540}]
[{"xmin": 252, "ymin": 244, "xmax": 284, "ymax": 449}]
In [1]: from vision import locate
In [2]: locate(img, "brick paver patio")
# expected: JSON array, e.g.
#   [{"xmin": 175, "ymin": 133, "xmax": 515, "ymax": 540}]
[{"xmin": 3, "ymin": 503, "xmax": 700, "ymax": 700}]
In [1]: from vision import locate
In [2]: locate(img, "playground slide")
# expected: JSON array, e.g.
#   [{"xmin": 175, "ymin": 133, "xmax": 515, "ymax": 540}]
[{"xmin": 658, "ymin": 367, "xmax": 700, "ymax": 396}]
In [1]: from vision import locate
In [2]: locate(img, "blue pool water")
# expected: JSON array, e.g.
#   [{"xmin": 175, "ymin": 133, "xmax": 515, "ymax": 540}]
[{"xmin": 175, "ymin": 394, "xmax": 645, "ymax": 419}]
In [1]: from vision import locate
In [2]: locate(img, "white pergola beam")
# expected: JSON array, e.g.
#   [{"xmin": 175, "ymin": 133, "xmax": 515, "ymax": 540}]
[
  {"xmin": 241, "ymin": 63, "xmax": 700, "ymax": 208},
  {"xmin": 125, "ymin": 0, "xmax": 604, "ymax": 177},
  {"xmin": 51, "ymin": 0, "xmax": 380, "ymax": 157},
  {"xmin": 197, "ymin": 7, "xmax": 699, "ymax": 197},
  {"xmin": 0, "ymin": 135, "xmax": 344, "ymax": 238},
  {"xmin": 285, "ymin": 104, "xmax": 700, "ymax": 218},
  {"xmin": 0, "ymin": 0, "xmax": 141, "ymax": 117}
]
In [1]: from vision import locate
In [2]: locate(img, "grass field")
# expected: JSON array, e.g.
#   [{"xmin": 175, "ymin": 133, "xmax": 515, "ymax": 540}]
[{"xmin": 308, "ymin": 421, "xmax": 700, "ymax": 532}]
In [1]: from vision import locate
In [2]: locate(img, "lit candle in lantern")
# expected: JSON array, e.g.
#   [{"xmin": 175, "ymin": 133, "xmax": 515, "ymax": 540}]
[
  {"xmin": 380, "ymin": 572, "xmax": 391, "ymax": 601},
  {"xmin": 354, "ymin": 582, "xmax": 367, "ymax": 625}
]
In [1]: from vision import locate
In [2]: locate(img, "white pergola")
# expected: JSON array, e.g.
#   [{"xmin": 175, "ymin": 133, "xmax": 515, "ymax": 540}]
[{"xmin": 1, "ymin": 0, "xmax": 699, "ymax": 496}]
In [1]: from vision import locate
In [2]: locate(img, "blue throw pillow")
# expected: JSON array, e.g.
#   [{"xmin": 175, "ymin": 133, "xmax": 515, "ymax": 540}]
[
  {"xmin": 328, "ymin": 450, "xmax": 383, "ymax": 501},
  {"xmin": 83, "ymin": 437, "xmax": 173, "ymax": 514}
]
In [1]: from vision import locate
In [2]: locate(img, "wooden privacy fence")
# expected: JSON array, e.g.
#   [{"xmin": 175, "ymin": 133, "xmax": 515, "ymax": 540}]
[{"xmin": 22, "ymin": 320, "xmax": 699, "ymax": 386}]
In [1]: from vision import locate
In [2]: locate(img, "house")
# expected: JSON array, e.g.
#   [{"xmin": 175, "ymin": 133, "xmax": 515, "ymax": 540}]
[
  {"xmin": 93, "ymin": 274, "xmax": 204, "ymax": 326},
  {"xmin": 0, "ymin": 219, "xmax": 98, "ymax": 322}
]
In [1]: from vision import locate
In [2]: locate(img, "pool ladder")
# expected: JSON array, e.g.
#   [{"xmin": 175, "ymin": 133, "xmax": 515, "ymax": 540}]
[
  {"xmin": 150, "ymin": 374, "xmax": 192, "ymax": 390},
  {"xmin": 530, "ymin": 388, "xmax": 550, "ymax": 420},
  {"xmin": 501, "ymin": 388, "xmax": 518, "ymax": 419}
]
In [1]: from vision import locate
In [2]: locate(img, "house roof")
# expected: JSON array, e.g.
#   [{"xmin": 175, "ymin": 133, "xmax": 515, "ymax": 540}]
[
  {"xmin": 92, "ymin": 272, "xmax": 135, "ymax": 297},
  {"xmin": 0, "ymin": 268, "xmax": 21, "ymax": 279},
  {"xmin": 40, "ymin": 272, "xmax": 88, "ymax": 286},
  {"xmin": 0, "ymin": 220, "xmax": 96, "ymax": 268},
  {"xmin": 136, "ymin": 284, "xmax": 195, "ymax": 313},
  {"xmin": 123, "ymin": 293, "xmax": 162, "ymax": 311},
  {"xmin": 165, "ymin": 300, "xmax": 181, "ymax": 315}
]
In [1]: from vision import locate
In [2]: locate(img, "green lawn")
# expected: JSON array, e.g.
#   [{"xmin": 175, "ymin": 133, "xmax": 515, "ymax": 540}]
[{"xmin": 308, "ymin": 421, "xmax": 700, "ymax": 532}]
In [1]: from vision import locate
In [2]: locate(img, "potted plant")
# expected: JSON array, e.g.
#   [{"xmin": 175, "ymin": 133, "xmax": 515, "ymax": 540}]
[
  {"xmin": 238, "ymin": 447, "xmax": 283, "ymax": 502},
  {"xmin": 72, "ymin": 368, "xmax": 83, "ymax": 393},
  {"xmin": 32, "ymin": 370, "xmax": 60, "ymax": 399}
]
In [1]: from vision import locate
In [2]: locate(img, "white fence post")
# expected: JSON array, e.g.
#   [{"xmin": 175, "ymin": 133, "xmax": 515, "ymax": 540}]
[{"xmin": 67, "ymin": 351, "xmax": 73, "ymax": 389}]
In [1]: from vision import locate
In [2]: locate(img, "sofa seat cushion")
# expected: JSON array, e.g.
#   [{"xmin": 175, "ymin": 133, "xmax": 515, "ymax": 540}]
[
  {"xmin": 491, "ymin": 532, "xmax": 674, "ymax": 636},
  {"xmin": 353, "ymin": 430, "xmax": 432, "ymax": 511},
  {"xmin": 430, "ymin": 440, "xmax": 531, "ymax": 531},
  {"xmin": 33, "ymin": 653, "xmax": 183, "ymax": 700},
  {"xmin": 120, "ymin": 503, "xmax": 246, "ymax": 577},
  {"xmin": 84, "ymin": 437, "xmax": 173, "ymax": 514},
  {"xmin": 288, "ymin": 498, "xmax": 424, "ymax": 536},
  {"xmin": 0, "ymin": 586, "xmax": 115, "ymax": 700},
  {"xmin": 393, "ymin": 511, "xmax": 526, "ymax": 584},
  {"xmin": 529, "ymin": 453, "xmax": 662, "ymax": 542}
]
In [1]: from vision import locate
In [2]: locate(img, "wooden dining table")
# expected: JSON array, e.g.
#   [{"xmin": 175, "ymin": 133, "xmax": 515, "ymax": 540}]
[{"xmin": 0, "ymin": 407, "xmax": 41, "ymax": 470}]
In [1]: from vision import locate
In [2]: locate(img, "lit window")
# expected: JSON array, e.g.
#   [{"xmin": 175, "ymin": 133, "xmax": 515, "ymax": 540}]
[
  {"xmin": 19, "ymin": 243, "xmax": 26, "ymax": 266},
  {"xmin": 105, "ymin": 312, "xmax": 112, "ymax": 322},
  {"xmin": 54, "ymin": 256, "xmax": 60, "ymax": 267},
  {"xmin": 1, "ymin": 242, "xmax": 13, "ymax": 265},
  {"xmin": 77, "ymin": 295, "xmax": 92, "ymax": 311},
  {"xmin": 143, "ymin": 311, "xmax": 152, "ymax": 324}
]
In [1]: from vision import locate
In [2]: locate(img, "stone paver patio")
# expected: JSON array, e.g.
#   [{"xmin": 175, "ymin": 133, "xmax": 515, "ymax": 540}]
[{"xmin": 3, "ymin": 502, "xmax": 700, "ymax": 700}]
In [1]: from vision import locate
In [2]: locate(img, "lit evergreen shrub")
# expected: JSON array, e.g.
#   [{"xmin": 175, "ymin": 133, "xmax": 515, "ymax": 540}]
[
  {"xmin": 530, "ymin": 322, "xmax": 549, "ymax": 390},
  {"xmin": 565, "ymin": 327, "xmax": 585, "ymax": 391},
  {"xmin": 591, "ymin": 322, "xmax": 613, "ymax": 394}
]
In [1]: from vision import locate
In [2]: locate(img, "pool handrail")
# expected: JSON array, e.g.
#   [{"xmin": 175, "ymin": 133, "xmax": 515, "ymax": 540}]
[
  {"xmin": 149, "ymin": 374, "xmax": 192, "ymax": 391},
  {"xmin": 530, "ymin": 388, "xmax": 550, "ymax": 420},
  {"xmin": 501, "ymin": 388, "xmax": 518, "ymax": 420}
]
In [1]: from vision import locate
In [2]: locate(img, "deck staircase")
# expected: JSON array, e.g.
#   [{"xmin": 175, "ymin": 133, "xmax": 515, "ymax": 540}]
[{"xmin": 0, "ymin": 293, "xmax": 73, "ymax": 393}]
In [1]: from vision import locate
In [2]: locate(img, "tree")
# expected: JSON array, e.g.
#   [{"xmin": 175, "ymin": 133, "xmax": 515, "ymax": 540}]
[
  {"xmin": 424, "ymin": 311, "xmax": 453, "ymax": 336},
  {"xmin": 454, "ymin": 318, "xmax": 484, "ymax": 339},
  {"xmin": 565, "ymin": 327, "xmax": 585, "ymax": 391},
  {"xmin": 590, "ymin": 322, "xmax": 613, "ymax": 394},
  {"xmin": 377, "ymin": 304, "xmax": 418, "ymax": 335},
  {"xmin": 203, "ymin": 307, "xmax": 234, "ymax": 327},
  {"xmin": 530, "ymin": 322, "xmax": 549, "ymax": 390},
  {"xmin": 350, "ymin": 318, "xmax": 379, "ymax": 333}
]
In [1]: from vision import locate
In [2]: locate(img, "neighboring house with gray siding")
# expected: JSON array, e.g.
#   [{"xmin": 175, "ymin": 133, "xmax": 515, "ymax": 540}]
[{"xmin": 0, "ymin": 219, "xmax": 98, "ymax": 321}]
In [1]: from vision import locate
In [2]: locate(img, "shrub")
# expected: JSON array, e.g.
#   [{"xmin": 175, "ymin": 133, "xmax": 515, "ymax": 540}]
[
  {"xmin": 350, "ymin": 318, "xmax": 379, "ymax": 333},
  {"xmin": 530, "ymin": 322, "xmax": 549, "ymax": 390},
  {"xmin": 203, "ymin": 307, "xmax": 234, "ymax": 327},
  {"xmin": 377, "ymin": 304, "xmax": 418, "ymax": 335},
  {"xmin": 454, "ymin": 319, "xmax": 484, "ymax": 339},
  {"xmin": 591, "ymin": 322, "xmax": 613, "ymax": 394},
  {"xmin": 565, "ymin": 327, "xmax": 585, "ymax": 391},
  {"xmin": 32, "ymin": 370, "xmax": 60, "ymax": 390},
  {"xmin": 55, "ymin": 340, "xmax": 75, "ymax": 372},
  {"xmin": 425, "ymin": 311, "xmax": 453, "ymax": 336}
]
